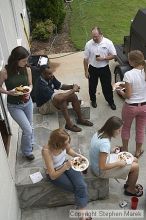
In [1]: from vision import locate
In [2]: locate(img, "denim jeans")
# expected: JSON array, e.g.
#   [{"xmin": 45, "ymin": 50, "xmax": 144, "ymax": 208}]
[
  {"xmin": 7, "ymin": 98, "xmax": 33, "ymax": 156},
  {"xmin": 47, "ymin": 168, "xmax": 88, "ymax": 208}
]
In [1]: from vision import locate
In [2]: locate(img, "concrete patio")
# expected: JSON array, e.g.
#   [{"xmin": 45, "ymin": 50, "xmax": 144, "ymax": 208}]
[{"xmin": 21, "ymin": 52, "xmax": 146, "ymax": 220}]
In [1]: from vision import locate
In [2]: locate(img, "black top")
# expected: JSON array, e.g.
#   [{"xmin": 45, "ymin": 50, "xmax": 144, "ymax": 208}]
[
  {"xmin": 35, "ymin": 76, "xmax": 61, "ymax": 107},
  {"xmin": 5, "ymin": 67, "xmax": 28, "ymax": 104}
]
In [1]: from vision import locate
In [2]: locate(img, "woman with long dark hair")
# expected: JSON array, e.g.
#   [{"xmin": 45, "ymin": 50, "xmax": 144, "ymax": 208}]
[
  {"xmin": 89, "ymin": 116, "xmax": 143, "ymax": 197},
  {"xmin": 0, "ymin": 46, "xmax": 34, "ymax": 160}
]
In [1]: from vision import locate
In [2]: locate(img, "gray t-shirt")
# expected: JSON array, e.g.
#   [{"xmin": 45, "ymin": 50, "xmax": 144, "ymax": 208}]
[{"xmin": 89, "ymin": 132, "xmax": 110, "ymax": 176}]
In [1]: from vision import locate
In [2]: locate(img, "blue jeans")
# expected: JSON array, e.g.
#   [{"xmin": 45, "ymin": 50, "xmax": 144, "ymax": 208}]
[
  {"xmin": 7, "ymin": 98, "xmax": 33, "ymax": 156},
  {"xmin": 47, "ymin": 168, "xmax": 88, "ymax": 208}
]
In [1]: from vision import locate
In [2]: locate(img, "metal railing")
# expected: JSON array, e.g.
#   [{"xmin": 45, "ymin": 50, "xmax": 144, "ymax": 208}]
[{"xmin": 0, "ymin": 94, "xmax": 11, "ymax": 135}]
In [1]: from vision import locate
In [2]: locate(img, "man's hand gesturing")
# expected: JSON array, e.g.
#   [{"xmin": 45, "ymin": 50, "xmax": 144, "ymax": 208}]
[{"xmin": 73, "ymin": 84, "xmax": 80, "ymax": 92}]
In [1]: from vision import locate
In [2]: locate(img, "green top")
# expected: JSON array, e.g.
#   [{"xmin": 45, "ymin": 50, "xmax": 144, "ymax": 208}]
[{"xmin": 5, "ymin": 68, "xmax": 29, "ymax": 104}]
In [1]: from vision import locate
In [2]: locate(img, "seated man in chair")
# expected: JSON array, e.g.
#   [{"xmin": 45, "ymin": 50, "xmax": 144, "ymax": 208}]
[{"xmin": 35, "ymin": 65, "xmax": 93, "ymax": 132}]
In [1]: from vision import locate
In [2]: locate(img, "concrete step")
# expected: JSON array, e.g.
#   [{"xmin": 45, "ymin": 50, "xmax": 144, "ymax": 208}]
[
  {"xmin": 58, "ymin": 101, "xmax": 90, "ymax": 128},
  {"xmin": 16, "ymin": 134, "xmax": 109, "ymax": 209},
  {"xmin": 33, "ymin": 101, "xmax": 90, "ymax": 130},
  {"xmin": 15, "ymin": 109, "xmax": 59, "ymax": 183},
  {"xmin": 16, "ymin": 156, "xmax": 109, "ymax": 209},
  {"xmin": 16, "ymin": 164, "xmax": 109, "ymax": 209},
  {"xmin": 15, "ymin": 104, "xmax": 109, "ymax": 209},
  {"xmin": 67, "ymin": 101, "xmax": 90, "ymax": 119}
]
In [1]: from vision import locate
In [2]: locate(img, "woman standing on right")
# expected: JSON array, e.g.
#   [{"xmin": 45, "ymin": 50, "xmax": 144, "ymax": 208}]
[{"xmin": 118, "ymin": 50, "xmax": 146, "ymax": 158}]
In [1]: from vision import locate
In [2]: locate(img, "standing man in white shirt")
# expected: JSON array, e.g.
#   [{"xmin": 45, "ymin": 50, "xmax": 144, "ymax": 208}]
[{"xmin": 83, "ymin": 27, "xmax": 117, "ymax": 110}]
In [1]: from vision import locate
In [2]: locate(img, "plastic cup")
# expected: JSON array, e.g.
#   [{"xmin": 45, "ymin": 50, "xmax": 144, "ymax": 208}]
[
  {"xmin": 22, "ymin": 93, "xmax": 30, "ymax": 102},
  {"xmin": 131, "ymin": 196, "xmax": 139, "ymax": 209}
]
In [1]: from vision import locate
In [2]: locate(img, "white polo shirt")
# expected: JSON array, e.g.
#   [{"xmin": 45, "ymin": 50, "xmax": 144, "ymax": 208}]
[{"xmin": 84, "ymin": 37, "xmax": 117, "ymax": 68}]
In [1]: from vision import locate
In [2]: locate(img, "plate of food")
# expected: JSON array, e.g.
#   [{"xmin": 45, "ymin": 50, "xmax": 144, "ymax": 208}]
[
  {"xmin": 14, "ymin": 86, "xmax": 31, "ymax": 95},
  {"xmin": 71, "ymin": 156, "xmax": 89, "ymax": 172},
  {"xmin": 112, "ymin": 82, "xmax": 125, "ymax": 91},
  {"xmin": 118, "ymin": 151, "xmax": 134, "ymax": 164}
]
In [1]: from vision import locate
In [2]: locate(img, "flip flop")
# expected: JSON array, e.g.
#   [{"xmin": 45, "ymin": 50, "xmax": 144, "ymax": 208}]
[
  {"xmin": 134, "ymin": 150, "xmax": 144, "ymax": 158},
  {"xmin": 124, "ymin": 183, "xmax": 143, "ymax": 191},
  {"xmin": 124, "ymin": 189, "xmax": 143, "ymax": 197}
]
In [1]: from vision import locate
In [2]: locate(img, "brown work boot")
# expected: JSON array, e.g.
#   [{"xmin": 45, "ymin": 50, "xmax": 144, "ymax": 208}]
[
  {"xmin": 65, "ymin": 124, "xmax": 82, "ymax": 132},
  {"xmin": 77, "ymin": 119, "xmax": 93, "ymax": 126}
]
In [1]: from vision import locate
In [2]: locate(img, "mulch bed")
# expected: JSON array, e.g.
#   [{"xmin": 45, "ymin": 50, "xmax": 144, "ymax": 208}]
[{"xmin": 30, "ymin": 9, "xmax": 77, "ymax": 55}]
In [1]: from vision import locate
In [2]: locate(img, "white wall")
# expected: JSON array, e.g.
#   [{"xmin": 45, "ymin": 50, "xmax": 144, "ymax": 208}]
[
  {"xmin": 0, "ymin": 1, "xmax": 30, "ymax": 219},
  {"xmin": 0, "ymin": 133, "xmax": 21, "ymax": 220},
  {"xmin": 0, "ymin": 0, "xmax": 30, "ymax": 68}
]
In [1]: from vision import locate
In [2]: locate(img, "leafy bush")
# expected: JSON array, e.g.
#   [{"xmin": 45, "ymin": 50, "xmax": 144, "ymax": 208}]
[
  {"xmin": 26, "ymin": 0, "xmax": 66, "ymax": 30},
  {"xmin": 31, "ymin": 19, "xmax": 55, "ymax": 40}
]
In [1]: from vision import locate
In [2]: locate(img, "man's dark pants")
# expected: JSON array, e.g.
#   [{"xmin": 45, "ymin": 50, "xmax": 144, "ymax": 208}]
[{"xmin": 88, "ymin": 64, "xmax": 114, "ymax": 105}]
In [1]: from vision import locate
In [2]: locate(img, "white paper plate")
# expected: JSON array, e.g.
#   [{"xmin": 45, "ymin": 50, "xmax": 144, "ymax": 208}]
[
  {"xmin": 71, "ymin": 156, "xmax": 89, "ymax": 171},
  {"xmin": 118, "ymin": 151, "xmax": 134, "ymax": 164},
  {"xmin": 112, "ymin": 81, "xmax": 125, "ymax": 91},
  {"xmin": 14, "ymin": 86, "xmax": 31, "ymax": 95}
]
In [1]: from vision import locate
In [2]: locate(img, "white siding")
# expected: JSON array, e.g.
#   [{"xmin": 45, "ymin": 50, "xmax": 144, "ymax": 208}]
[
  {"xmin": 0, "ymin": 0, "xmax": 30, "ymax": 66},
  {"xmin": 0, "ymin": 15, "xmax": 9, "ymax": 64},
  {"xmin": 0, "ymin": 133, "xmax": 21, "ymax": 220},
  {"xmin": 0, "ymin": 1, "xmax": 30, "ymax": 219}
]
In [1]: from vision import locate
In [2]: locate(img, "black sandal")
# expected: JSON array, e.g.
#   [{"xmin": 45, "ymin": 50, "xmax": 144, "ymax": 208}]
[
  {"xmin": 134, "ymin": 150, "xmax": 144, "ymax": 158},
  {"xmin": 124, "ymin": 183, "xmax": 143, "ymax": 191},
  {"xmin": 124, "ymin": 189, "xmax": 143, "ymax": 197}
]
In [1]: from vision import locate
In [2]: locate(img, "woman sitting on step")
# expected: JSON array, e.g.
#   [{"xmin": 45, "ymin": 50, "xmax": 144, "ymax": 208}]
[
  {"xmin": 42, "ymin": 128, "xmax": 91, "ymax": 220},
  {"xmin": 89, "ymin": 116, "xmax": 143, "ymax": 197}
]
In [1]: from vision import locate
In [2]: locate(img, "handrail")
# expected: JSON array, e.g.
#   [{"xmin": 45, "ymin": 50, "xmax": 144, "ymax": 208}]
[{"xmin": 0, "ymin": 94, "xmax": 11, "ymax": 135}]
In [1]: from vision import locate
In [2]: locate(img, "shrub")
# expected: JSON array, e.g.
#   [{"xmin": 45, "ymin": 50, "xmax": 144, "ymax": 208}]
[
  {"xmin": 31, "ymin": 19, "xmax": 55, "ymax": 40},
  {"xmin": 26, "ymin": 0, "xmax": 66, "ymax": 30}
]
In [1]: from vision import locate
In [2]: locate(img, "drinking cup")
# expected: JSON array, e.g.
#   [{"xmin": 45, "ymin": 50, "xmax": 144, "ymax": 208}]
[{"xmin": 131, "ymin": 196, "xmax": 139, "ymax": 209}]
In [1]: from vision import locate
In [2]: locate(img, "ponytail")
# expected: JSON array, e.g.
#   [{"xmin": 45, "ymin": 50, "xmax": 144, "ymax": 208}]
[
  {"xmin": 128, "ymin": 50, "xmax": 146, "ymax": 80},
  {"xmin": 143, "ymin": 60, "xmax": 146, "ymax": 81}
]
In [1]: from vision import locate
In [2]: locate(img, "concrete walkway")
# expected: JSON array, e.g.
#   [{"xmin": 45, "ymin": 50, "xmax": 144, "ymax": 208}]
[{"xmin": 22, "ymin": 52, "xmax": 146, "ymax": 220}]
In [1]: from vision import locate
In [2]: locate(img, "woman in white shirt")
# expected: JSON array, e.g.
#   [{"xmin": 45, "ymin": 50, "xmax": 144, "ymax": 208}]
[
  {"xmin": 42, "ymin": 128, "xmax": 91, "ymax": 220},
  {"xmin": 118, "ymin": 50, "xmax": 146, "ymax": 158}
]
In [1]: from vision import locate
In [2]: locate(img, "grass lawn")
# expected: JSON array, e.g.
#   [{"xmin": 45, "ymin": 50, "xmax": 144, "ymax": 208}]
[{"xmin": 69, "ymin": 0, "xmax": 146, "ymax": 50}]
